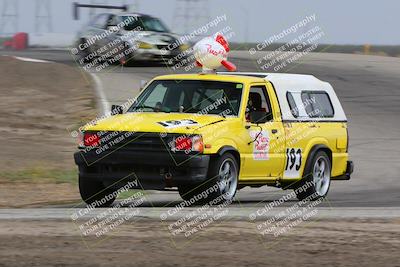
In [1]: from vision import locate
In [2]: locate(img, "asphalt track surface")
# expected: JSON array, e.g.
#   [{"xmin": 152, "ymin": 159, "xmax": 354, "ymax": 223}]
[{"xmin": 1, "ymin": 49, "xmax": 400, "ymax": 212}]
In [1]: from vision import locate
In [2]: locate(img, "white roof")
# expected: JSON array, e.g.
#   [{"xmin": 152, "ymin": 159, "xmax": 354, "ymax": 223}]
[{"xmin": 218, "ymin": 72, "xmax": 347, "ymax": 121}]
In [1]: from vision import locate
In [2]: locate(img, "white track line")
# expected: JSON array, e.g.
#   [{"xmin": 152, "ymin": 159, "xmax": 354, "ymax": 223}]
[
  {"xmin": 4, "ymin": 54, "xmax": 109, "ymax": 116},
  {"xmin": 13, "ymin": 56, "xmax": 51, "ymax": 63},
  {"xmin": 2, "ymin": 55, "xmax": 51, "ymax": 63},
  {"xmin": 89, "ymin": 73, "xmax": 110, "ymax": 116},
  {"xmin": 1, "ymin": 207, "xmax": 400, "ymax": 220}
]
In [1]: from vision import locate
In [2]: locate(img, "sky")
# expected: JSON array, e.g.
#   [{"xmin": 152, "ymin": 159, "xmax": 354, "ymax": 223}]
[{"xmin": 1, "ymin": 0, "xmax": 399, "ymax": 45}]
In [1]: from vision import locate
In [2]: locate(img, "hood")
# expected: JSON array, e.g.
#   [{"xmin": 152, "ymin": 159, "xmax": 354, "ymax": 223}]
[{"xmin": 84, "ymin": 112, "xmax": 226, "ymax": 134}]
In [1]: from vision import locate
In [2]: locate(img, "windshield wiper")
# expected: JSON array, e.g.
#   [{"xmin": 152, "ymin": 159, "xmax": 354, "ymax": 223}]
[
  {"xmin": 193, "ymin": 119, "xmax": 225, "ymax": 131},
  {"xmin": 132, "ymin": 105, "xmax": 171, "ymax": 113},
  {"xmin": 132, "ymin": 105, "xmax": 156, "ymax": 111}
]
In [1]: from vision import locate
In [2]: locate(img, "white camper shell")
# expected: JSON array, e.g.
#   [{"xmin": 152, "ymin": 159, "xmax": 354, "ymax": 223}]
[{"xmin": 218, "ymin": 72, "xmax": 347, "ymax": 122}]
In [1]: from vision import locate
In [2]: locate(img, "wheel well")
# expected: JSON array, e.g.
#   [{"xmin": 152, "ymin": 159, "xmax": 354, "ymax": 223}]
[
  {"xmin": 228, "ymin": 150, "xmax": 241, "ymax": 170},
  {"xmin": 296, "ymin": 144, "xmax": 333, "ymax": 184},
  {"xmin": 305, "ymin": 145, "xmax": 332, "ymax": 171},
  {"xmin": 319, "ymin": 147, "xmax": 332, "ymax": 166},
  {"xmin": 215, "ymin": 146, "xmax": 241, "ymax": 170}
]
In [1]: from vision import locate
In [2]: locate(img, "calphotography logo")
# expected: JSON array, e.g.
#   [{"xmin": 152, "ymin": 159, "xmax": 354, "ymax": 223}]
[
  {"xmin": 159, "ymin": 178, "xmax": 233, "ymax": 248},
  {"xmin": 249, "ymin": 14, "xmax": 325, "ymax": 72},
  {"xmin": 248, "ymin": 181, "xmax": 327, "ymax": 246},
  {"xmin": 70, "ymin": 179, "xmax": 147, "ymax": 245}
]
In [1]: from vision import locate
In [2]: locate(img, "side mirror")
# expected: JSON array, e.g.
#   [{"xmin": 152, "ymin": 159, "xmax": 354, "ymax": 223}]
[{"xmin": 111, "ymin": 105, "xmax": 123, "ymax": 115}]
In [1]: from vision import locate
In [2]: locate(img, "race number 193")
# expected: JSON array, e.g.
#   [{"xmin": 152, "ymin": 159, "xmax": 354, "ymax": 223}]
[{"xmin": 284, "ymin": 148, "xmax": 302, "ymax": 178}]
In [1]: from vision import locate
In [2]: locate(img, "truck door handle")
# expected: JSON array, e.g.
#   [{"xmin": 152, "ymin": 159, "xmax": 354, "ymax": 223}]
[{"xmin": 272, "ymin": 129, "xmax": 278, "ymax": 134}]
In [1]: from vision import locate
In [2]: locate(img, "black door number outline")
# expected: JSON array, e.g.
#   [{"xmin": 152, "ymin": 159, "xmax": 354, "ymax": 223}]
[{"xmin": 285, "ymin": 148, "xmax": 302, "ymax": 171}]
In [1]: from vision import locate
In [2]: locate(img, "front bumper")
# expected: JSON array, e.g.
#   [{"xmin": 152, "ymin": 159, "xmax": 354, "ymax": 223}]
[
  {"xmin": 74, "ymin": 149, "xmax": 210, "ymax": 190},
  {"xmin": 131, "ymin": 47, "xmax": 183, "ymax": 61}
]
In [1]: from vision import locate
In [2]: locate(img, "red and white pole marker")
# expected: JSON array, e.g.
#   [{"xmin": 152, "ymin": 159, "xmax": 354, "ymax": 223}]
[{"xmin": 193, "ymin": 33, "xmax": 236, "ymax": 72}]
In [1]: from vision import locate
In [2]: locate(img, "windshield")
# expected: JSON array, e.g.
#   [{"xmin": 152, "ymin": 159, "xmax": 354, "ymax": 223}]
[
  {"xmin": 128, "ymin": 80, "xmax": 243, "ymax": 116},
  {"xmin": 122, "ymin": 16, "xmax": 169, "ymax": 32}
]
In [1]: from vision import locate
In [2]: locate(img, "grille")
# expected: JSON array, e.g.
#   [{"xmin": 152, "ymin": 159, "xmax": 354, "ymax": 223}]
[
  {"xmin": 156, "ymin": 44, "xmax": 169, "ymax": 50},
  {"xmin": 95, "ymin": 131, "xmax": 173, "ymax": 152}
]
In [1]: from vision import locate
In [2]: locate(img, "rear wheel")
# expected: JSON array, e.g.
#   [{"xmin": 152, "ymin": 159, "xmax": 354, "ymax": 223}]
[
  {"xmin": 178, "ymin": 153, "xmax": 238, "ymax": 205},
  {"xmin": 79, "ymin": 175, "xmax": 116, "ymax": 207},
  {"xmin": 295, "ymin": 150, "xmax": 331, "ymax": 201}
]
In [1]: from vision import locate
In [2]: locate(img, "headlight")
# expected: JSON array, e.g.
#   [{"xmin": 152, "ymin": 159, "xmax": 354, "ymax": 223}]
[
  {"xmin": 138, "ymin": 42, "xmax": 154, "ymax": 49},
  {"xmin": 191, "ymin": 135, "xmax": 204, "ymax": 152},
  {"xmin": 172, "ymin": 135, "xmax": 203, "ymax": 153},
  {"xmin": 179, "ymin": 43, "xmax": 190, "ymax": 51}
]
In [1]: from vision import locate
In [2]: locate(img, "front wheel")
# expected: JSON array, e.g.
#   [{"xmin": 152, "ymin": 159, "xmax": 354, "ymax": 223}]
[
  {"xmin": 76, "ymin": 38, "xmax": 91, "ymax": 64},
  {"xmin": 211, "ymin": 153, "xmax": 239, "ymax": 201},
  {"xmin": 178, "ymin": 153, "xmax": 239, "ymax": 205},
  {"xmin": 295, "ymin": 150, "xmax": 331, "ymax": 201},
  {"xmin": 79, "ymin": 175, "xmax": 116, "ymax": 207}
]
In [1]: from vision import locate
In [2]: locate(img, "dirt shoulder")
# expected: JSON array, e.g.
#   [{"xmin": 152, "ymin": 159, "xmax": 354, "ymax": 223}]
[
  {"xmin": 0, "ymin": 56, "xmax": 96, "ymax": 206},
  {"xmin": 0, "ymin": 219, "xmax": 398, "ymax": 266}
]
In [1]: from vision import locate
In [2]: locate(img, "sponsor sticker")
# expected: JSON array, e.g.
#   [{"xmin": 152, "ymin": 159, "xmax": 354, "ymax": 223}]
[
  {"xmin": 250, "ymin": 130, "xmax": 270, "ymax": 160},
  {"xmin": 157, "ymin": 119, "xmax": 199, "ymax": 129}
]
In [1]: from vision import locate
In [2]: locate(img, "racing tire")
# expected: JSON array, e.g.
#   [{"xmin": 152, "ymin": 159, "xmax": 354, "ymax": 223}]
[
  {"xmin": 295, "ymin": 150, "xmax": 331, "ymax": 201},
  {"xmin": 79, "ymin": 175, "xmax": 116, "ymax": 207},
  {"xmin": 178, "ymin": 153, "xmax": 238, "ymax": 205}
]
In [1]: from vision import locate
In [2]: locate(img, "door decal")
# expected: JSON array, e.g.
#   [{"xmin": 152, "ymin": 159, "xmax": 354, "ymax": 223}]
[{"xmin": 250, "ymin": 130, "xmax": 270, "ymax": 160}]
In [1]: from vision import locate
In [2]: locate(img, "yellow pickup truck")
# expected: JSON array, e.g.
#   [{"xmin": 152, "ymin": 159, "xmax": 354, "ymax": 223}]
[{"xmin": 74, "ymin": 72, "xmax": 353, "ymax": 207}]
